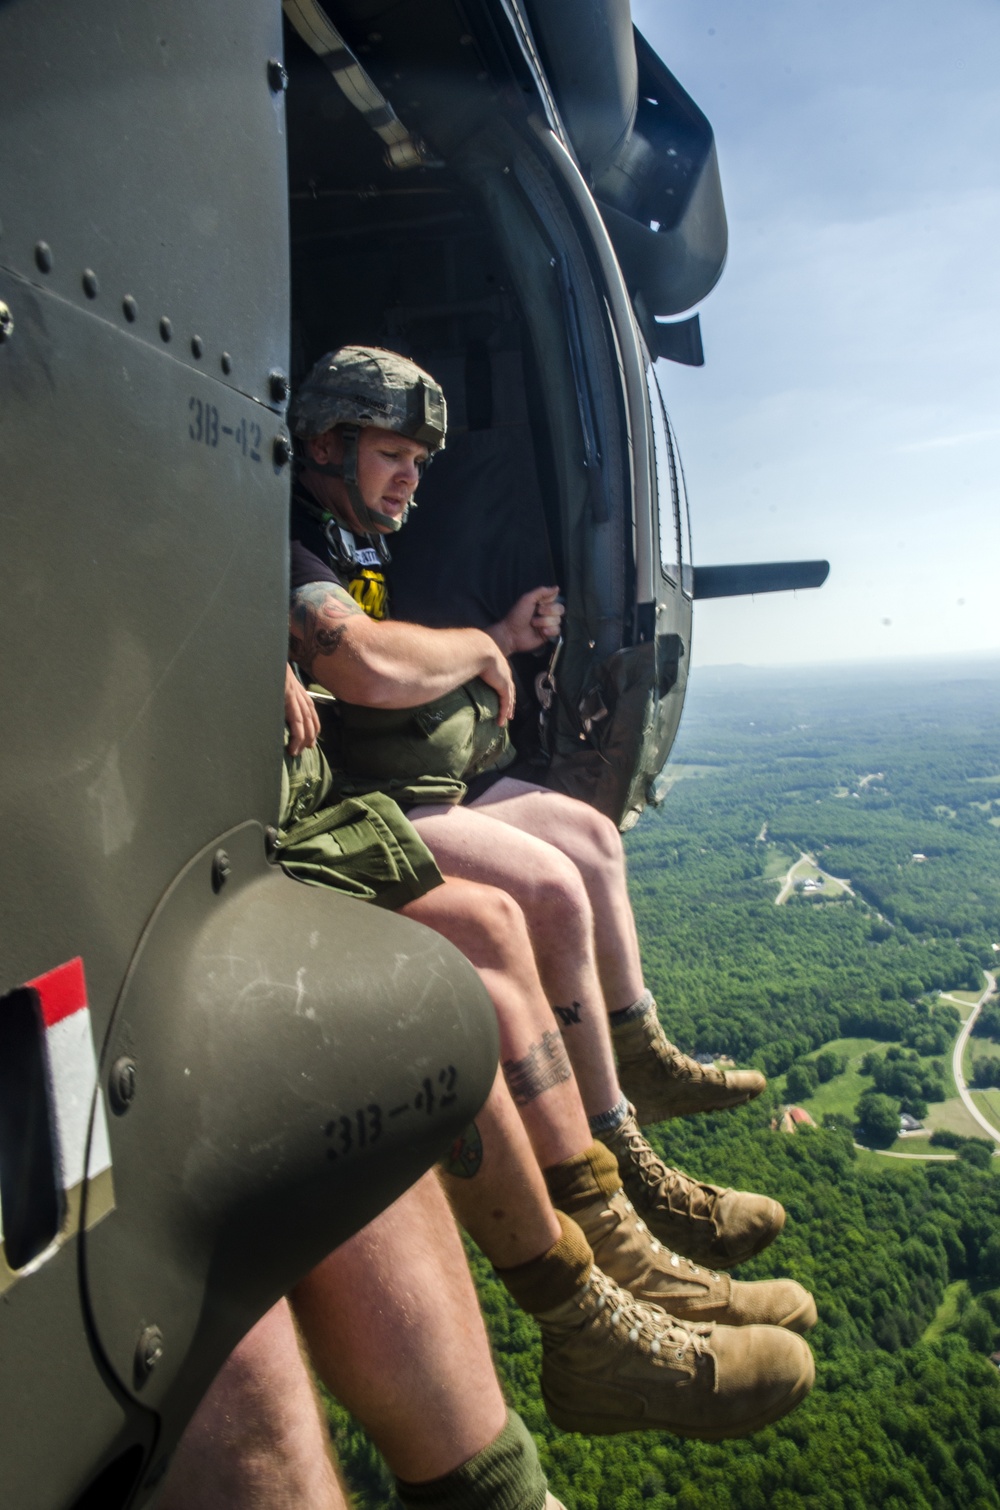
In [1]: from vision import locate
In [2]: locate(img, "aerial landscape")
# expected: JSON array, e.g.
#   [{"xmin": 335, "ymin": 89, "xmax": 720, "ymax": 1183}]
[{"xmin": 330, "ymin": 656, "xmax": 1000, "ymax": 1508}]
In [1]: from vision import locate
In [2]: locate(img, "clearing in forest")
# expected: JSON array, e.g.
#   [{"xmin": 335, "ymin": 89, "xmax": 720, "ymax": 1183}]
[
  {"xmin": 922, "ymin": 1280, "xmax": 968, "ymax": 1342},
  {"xmin": 781, "ymin": 1020, "xmax": 991, "ymax": 1153}
]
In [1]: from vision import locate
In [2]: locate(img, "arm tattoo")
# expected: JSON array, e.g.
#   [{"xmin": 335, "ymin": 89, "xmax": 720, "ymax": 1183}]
[
  {"xmin": 441, "ymin": 1121, "xmax": 484, "ymax": 1179},
  {"xmin": 289, "ymin": 580, "xmax": 364, "ymax": 676},
  {"xmin": 503, "ymin": 1029, "xmax": 573, "ymax": 1107}
]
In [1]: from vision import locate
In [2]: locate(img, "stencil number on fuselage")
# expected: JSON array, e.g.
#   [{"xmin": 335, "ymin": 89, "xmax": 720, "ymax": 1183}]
[{"xmin": 188, "ymin": 398, "xmax": 261, "ymax": 462}]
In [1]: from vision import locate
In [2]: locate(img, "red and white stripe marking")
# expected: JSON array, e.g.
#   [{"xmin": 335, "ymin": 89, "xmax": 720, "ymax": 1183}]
[
  {"xmin": 28, "ymin": 957, "xmax": 112, "ymax": 1201},
  {"xmin": 0, "ymin": 957, "xmax": 114, "ymax": 1284}
]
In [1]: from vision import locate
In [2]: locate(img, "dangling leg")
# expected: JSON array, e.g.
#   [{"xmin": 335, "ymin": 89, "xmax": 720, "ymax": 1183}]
[
  {"xmin": 160, "ymin": 1301, "xmax": 349, "ymax": 1510},
  {"xmin": 469, "ymin": 777, "xmax": 766, "ymax": 1121}
]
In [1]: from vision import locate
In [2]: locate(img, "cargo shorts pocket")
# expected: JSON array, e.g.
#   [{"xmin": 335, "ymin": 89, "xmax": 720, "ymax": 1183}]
[{"xmin": 277, "ymin": 793, "xmax": 443, "ymax": 909}]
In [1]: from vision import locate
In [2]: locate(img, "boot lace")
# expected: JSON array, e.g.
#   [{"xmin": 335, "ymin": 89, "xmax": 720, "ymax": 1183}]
[
  {"xmin": 584, "ymin": 1266, "xmax": 715, "ymax": 1364},
  {"xmin": 617, "ymin": 1117, "xmax": 719, "ymax": 1224}
]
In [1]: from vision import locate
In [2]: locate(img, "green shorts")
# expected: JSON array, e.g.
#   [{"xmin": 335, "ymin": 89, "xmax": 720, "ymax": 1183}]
[{"xmin": 277, "ymin": 742, "xmax": 444, "ymax": 910}]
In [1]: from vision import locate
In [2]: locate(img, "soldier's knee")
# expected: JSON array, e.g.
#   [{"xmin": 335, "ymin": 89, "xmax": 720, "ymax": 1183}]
[
  {"xmin": 531, "ymin": 852, "xmax": 592, "ymax": 934},
  {"xmin": 581, "ymin": 806, "xmax": 624, "ymax": 865},
  {"xmin": 484, "ymin": 886, "xmax": 531, "ymax": 944},
  {"xmin": 430, "ymin": 881, "xmax": 532, "ymax": 972},
  {"xmin": 553, "ymin": 803, "xmax": 624, "ymax": 879},
  {"xmin": 542, "ymin": 794, "xmax": 624, "ymax": 873},
  {"xmin": 463, "ymin": 884, "xmax": 532, "ymax": 966}
]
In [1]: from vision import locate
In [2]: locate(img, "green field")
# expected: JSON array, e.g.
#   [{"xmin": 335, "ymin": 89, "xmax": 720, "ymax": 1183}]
[
  {"xmin": 952, "ymin": 987, "xmax": 987, "ymax": 1003},
  {"xmin": 923, "ymin": 1280, "xmax": 969, "ymax": 1342},
  {"xmin": 965, "ymin": 1031, "xmax": 1000, "ymax": 1076},
  {"xmin": 657, "ymin": 762, "xmax": 723, "ymax": 785},
  {"xmin": 774, "ymin": 1037, "xmax": 883, "ymax": 1119},
  {"xmin": 942, "ymin": 993, "xmax": 981, "ymax": 1022},
  {"xmin": 760, "ymin": 845, "xmax": 794, "ymax": 880},
  {"xmin": 924, "ymin": 1096, "xmax": 991, "ymax": 1141},
  {"xmin": 970, "ymin": 1087, "xmax": 1000, "ymax": 1132}
]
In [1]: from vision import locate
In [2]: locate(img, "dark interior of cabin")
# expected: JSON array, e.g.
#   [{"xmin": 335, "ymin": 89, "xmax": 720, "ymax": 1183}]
[{"xmin": 283, "ymin": 20, "xmax": 565, "ymax": 757}]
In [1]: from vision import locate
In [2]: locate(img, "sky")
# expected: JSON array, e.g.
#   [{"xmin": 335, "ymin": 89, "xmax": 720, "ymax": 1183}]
[{"xmin": 632, "ymin": 0, "xmax": 1000, "ymax": 667}]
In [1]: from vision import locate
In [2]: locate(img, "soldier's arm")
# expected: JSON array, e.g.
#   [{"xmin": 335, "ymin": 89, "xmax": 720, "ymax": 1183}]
[{"xmin": 289, "ymin": 581, "xmax": 515, "ymax": 722}]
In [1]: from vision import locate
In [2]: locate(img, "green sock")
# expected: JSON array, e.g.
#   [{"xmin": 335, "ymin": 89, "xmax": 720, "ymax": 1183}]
[
  {"xmin": 395, "ymin": 1410, "xmax": 547, "ymax": 1510},
  {"xmin": 493, "ymin": 1210, "xmax": 593, "ymax": 1316},
  {"xmin": 543, "ymin": 1140, "xmax": 622, "ymax": 1216}
]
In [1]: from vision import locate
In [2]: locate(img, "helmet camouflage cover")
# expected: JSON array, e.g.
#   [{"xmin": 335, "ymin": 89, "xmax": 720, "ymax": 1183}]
[{"xmin": 290, "ymin": 345, "xmax": 447, "ymax": 454}]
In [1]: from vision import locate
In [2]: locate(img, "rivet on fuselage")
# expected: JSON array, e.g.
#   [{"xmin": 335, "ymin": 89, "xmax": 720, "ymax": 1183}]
[
  {"xmin": 82, "ymin": 269, "xmax": 99, "ymax": 299},
  {"xmin": 159, "ymin": 316, "xmax": 172, "ymax": 342},
  {"xmin": 221, "ymin": 352, "xmax": 233, "ymax": 375},
  {"xmin": 109, "ymin": 1056, "xmax": 138, "ymax": 1115},
  {"xmin": 123, "ymin": 295, "xmax": 138, "ymax": 322},
  {"xmin": 191, "ymin": 335, "xmax": 204, "ymax": 359},
  {"xmin": 134, "ymin": 1325, "xmax": 164, "ymax": 1387},
  {"xmin": 35, "ymin": 241, "xmax": 53, "ymax": 273}
]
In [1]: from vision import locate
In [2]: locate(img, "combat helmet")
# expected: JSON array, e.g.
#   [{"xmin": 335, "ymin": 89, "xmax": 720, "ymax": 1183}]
[{"xmin": 290, "ymin": 345, "xmax": 446, "ymax": 534}]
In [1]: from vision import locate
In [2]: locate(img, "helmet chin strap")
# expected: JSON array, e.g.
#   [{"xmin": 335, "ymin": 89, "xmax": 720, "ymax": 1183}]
[{"xmin": 303, "ymin": 424, "xmax": 415, "ymax": 534}]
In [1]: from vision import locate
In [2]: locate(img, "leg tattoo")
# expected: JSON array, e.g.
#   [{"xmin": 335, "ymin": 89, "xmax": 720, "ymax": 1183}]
[
  {"xmin": 503, "ymin": 1031, "xmax": 573, "ymax": 1107},
  {"xmin": 442, "ymin": 1122, "xmax": 484, "ymax": 1179}
]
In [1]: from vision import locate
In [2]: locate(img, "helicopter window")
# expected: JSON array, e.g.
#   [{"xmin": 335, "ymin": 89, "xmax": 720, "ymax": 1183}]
[
  {"xmin": 645, "ymin": 362, "xmax": 682, "ymax": 588},
  {"xmin": 665, "ymin": 403, "xmax": 694, "ymax": 600},
  {"xmin": 647, "ymin": 363, "xmax": 694, "ymax": 600}
]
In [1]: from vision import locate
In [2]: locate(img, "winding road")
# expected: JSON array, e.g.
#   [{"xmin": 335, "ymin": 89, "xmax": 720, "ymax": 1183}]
[{"xmin": 950, "ymin": 972, "xmax": 1000, "ymax": 1143}]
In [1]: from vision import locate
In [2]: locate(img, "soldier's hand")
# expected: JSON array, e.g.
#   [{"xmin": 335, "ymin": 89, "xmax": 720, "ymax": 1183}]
[
  {"xmin": 285, "ymin": 662, "xmax": 321, "ymax": 755},
  {"xmin": 479, "ymin": 644, "xmax": 516, "ymax": 727},
  {"xmin": 492, "ymin": 586, "xmax": 564, "ymax": 655}
]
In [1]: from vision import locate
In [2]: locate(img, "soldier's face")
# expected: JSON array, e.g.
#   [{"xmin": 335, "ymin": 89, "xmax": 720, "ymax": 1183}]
[
  {"xmin": 307, "ymin": 426, "xmax": 428, "ymax": 533},
  {"xmin": 355, "ymin": 427, "xmax": 429, "ymax": 531}
]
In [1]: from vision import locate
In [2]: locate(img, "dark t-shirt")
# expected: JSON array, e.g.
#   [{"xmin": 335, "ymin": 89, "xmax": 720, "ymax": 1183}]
[
  {"xmin": 290, "ymin": 535, "xmax": 339, "ymax": 589},
  {"xmin": 290, "ymin": 488, "xmax": 388, "ymax": 619}
]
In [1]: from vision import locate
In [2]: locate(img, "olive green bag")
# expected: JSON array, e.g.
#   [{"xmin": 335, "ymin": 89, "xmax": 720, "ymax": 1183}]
[
  {"xmin": 331, "ymin": 676, "xmax": 515, "ymax": 807},
  {"xmin": 278, "ymin": 743, "xmax": 443, "ymax": 909}
]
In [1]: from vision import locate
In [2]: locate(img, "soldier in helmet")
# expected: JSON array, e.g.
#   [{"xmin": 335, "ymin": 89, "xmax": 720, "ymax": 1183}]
[{"xmin": 287, "ymin": 347, "xmax": 777, "ymax": 1265}]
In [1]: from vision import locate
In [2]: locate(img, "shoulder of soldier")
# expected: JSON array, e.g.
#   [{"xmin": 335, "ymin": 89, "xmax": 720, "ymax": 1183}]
[{"xmin": 289, "ymin": 491, "xmax": 344, "ymax": 590}]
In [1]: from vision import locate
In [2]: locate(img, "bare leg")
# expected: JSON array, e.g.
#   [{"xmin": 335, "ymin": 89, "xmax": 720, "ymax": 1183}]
[
  {"xmin": 470, "ymin": 777, "xmax": 645, "ymax": 1012},
  {"xmin": 408, "ymin": 810, "xmax": 622, "ymax": 1118},
  {"xmin": 402, "ymin": 879, "xmax": 591, "ymax": 1166},
  {"xmin": 439, "ymin": 1066, "xmax": 562, "ymax": 1266},
  {"xmin": 292, "ymin": 1172, "xmax": 508, "ymax": 1484},
  {"xmin": 160, "ymin": 1301, "xmax": 347, "ymax": 1510}
]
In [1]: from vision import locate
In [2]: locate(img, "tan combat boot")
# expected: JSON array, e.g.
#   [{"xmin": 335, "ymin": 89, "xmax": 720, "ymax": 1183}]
[
  {"xmin": 539, "ymin": 1265, "xmax": 815, "ymax": 1439},
  {"xmin": 574, "ymin": 1185, "xmax": 815, "ymax": 1330},
  {"xmin": 612, "ymin": 997, "xmax": 766, "ymax": 1122},
  {"xmin": 598, "ymin": 1107, "xmax": 785, "ymax": 1268}
]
